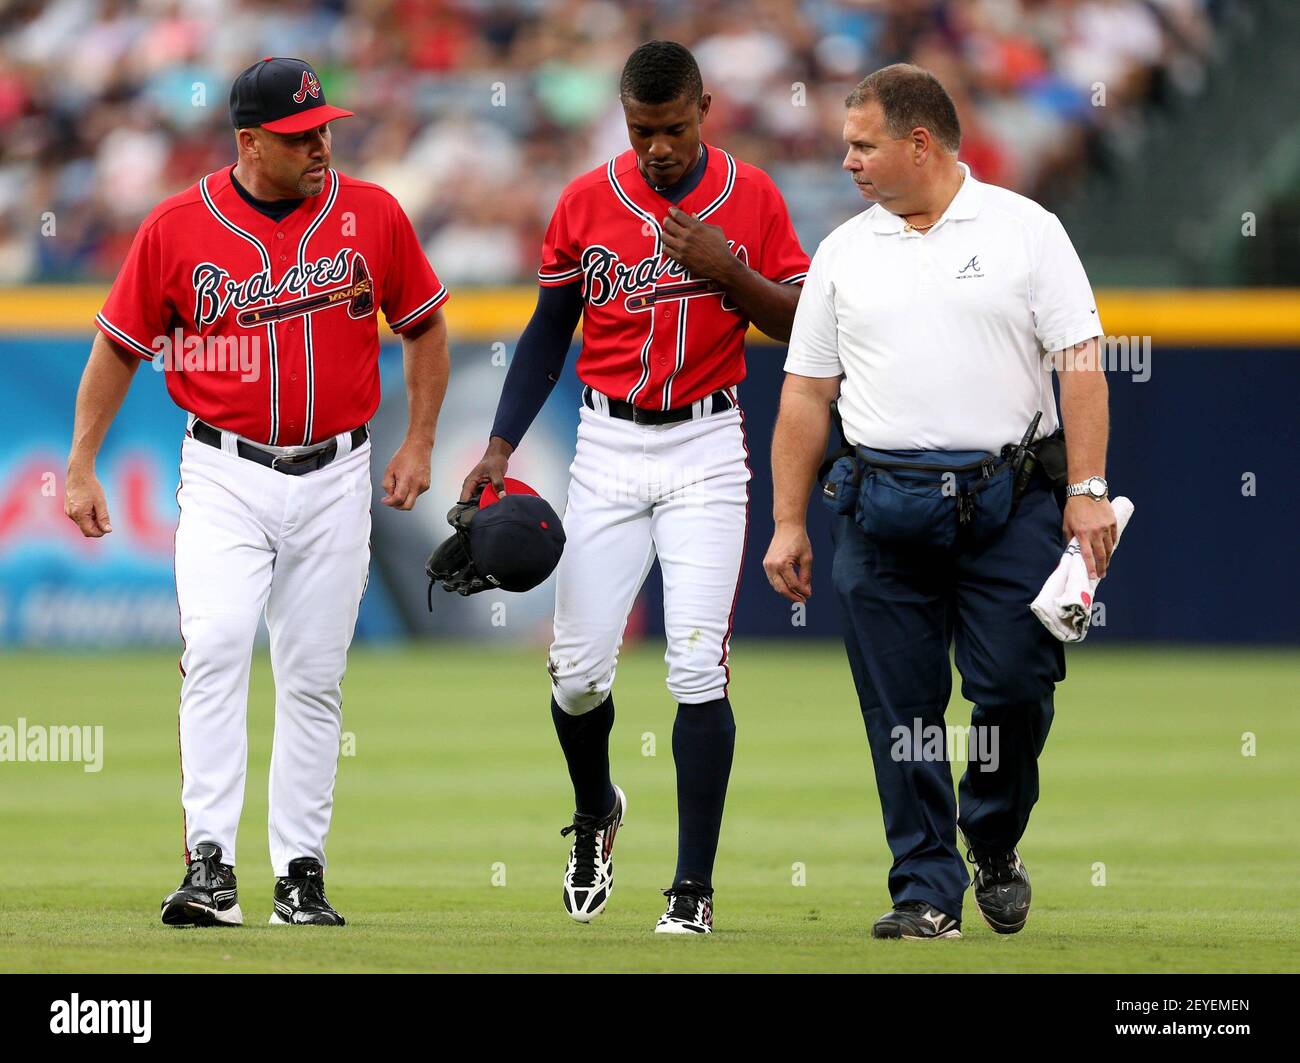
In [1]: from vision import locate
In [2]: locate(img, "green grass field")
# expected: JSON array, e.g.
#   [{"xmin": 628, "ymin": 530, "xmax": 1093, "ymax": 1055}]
[{"xmin": 0, "ymin": 642, "xmax": 1296, "ymax": 973}]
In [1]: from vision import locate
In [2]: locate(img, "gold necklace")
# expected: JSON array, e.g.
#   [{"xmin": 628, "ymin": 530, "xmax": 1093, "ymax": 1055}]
[{"xmin": 904, "ymin": 172, "xmax": 965, "ymax": 233}]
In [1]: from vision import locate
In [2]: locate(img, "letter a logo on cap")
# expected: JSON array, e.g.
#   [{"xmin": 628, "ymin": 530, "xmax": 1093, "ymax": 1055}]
[{"xmin": 293, "ymin": 71, "xmax": 322, "ymax": 104}]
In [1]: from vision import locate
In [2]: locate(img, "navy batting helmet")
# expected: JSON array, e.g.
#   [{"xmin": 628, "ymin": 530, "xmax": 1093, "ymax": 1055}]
[{"xmin": 425, "ymin": 479, "xmax": 565, "ymax": 606}]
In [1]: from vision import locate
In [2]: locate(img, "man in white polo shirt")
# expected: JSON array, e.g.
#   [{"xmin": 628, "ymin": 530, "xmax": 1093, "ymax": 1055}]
[{"xmin": 763, "ymin": 64, "xmax": 1117, "ymax": 940}]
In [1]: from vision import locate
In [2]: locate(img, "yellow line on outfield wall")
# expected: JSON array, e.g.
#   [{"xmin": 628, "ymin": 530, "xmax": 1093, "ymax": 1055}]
[{"xmin": 1, "ymin": 286, "xmax": 1296, "ymax": 345}]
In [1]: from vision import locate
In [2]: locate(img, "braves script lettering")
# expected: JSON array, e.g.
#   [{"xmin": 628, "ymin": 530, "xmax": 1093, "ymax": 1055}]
[{"xmin": 192, "ymin": 248, "xmax": 359, "ymax": 328}]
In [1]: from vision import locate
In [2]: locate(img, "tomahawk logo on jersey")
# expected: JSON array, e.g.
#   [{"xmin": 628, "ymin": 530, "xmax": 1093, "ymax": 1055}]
[
  {"xmin": 538, "ymin": 144, "xmax": 809, "ymax": 410},
  {"xmin": 96, "ymin": 167, "xmax": 448, "ymax": 446}
]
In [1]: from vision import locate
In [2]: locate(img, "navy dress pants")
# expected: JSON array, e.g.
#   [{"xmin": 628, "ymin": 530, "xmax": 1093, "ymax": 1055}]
[{"xmin": 829, "ymin": 481, "xmax": 1067, "ymax": 920}]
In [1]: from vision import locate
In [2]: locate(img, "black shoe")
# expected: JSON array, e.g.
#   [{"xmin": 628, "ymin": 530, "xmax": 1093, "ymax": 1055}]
[
  {"xmin": 968, "ymin": 848, "xmax": 1031, "ymax": 934},
  {"xmin": 270, "ymin": 857, "xmax": 345, "ymax": 926},
  {"xmin": 161, "ymin": 843, "xmax": 241, "ymax": 927},
  {"xmin": 871, "ymin": 901, "xmax": 962, "ymax": 939},
  {"xmin": 655, "ymin": 880, "xmax": 714, "ymax": 935}
]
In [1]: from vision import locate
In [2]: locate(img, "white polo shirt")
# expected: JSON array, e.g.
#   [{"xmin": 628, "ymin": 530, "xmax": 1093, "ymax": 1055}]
[{"xmin": 784, "ymin": 162, "xmax": 1103, "ymax": 452}]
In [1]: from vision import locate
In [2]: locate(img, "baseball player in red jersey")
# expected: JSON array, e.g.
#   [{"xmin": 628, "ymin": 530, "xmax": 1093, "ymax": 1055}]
[
  {"xmin": 461, "ymin": 42, "xmax": 809, "ymax": 934},
  {"xmin": 64, "ymin": 58, "xmax": 451, "ymax": 927}
]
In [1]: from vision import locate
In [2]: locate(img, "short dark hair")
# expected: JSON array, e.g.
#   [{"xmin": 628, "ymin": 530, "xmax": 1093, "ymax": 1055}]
[
  {"xmin": 620, "ymin": 40, "xmax": 703, "ymax": 105},
  {"xmin": 845, "ymin": 64, "xmax": 961, "ymax": 153}
]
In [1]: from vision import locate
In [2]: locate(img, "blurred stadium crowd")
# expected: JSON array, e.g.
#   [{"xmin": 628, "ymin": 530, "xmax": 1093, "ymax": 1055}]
[{"xmin": 0, "ymin": 0, "xmax": 1237, "ymax": 286}]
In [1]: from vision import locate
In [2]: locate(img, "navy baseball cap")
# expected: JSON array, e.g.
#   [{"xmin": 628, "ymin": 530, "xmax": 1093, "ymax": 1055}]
[
  {"xmin": 229, "ymin": 57, "xmax": 353, "ymax": 133},
  {"xmin": 468, "ymin": 493, "xmax": 566, "ymax": 593}
]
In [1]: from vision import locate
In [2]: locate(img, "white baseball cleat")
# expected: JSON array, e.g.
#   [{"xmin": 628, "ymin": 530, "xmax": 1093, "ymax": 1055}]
[
  {"xmin": 560, "ymin": 785, "xmax": 626, "ymax": 922},
  {"xmin": 654, "ymin": 881, "xmax": 713, "ymax": 934}
]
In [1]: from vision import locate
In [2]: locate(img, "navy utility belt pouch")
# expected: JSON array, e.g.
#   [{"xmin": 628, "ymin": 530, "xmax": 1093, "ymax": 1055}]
[{"xmin": 822, "ymin": 446, "xmax": 1015, "ymax": 550}]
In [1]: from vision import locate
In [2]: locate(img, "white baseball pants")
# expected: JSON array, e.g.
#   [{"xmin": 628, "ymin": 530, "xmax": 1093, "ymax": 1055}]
[
  {"xmin": 548, "ymin": 399, "xmax": 750, "ymax": 715},
  {"xmin": 173, "ymin": 429, "xmax": 371, "ymax": 875}
]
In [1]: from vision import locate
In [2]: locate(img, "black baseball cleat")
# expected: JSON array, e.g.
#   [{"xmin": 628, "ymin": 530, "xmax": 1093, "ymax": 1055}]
[
  {"xmin": 161, "ymin": 842, "xmax": 241, "ymax": 927},
  {"xmin": 968, "ymin": 848, "xmax": 1031, "ymax": 934},
  {"xmin": 871, "ymin": 901, "xmax": 962, "ymax": 939},
  {"xmin": 269, "ymin": 857, "xmax": 345, "ymax": 926},
  {"xmin": 561, "ymin": 784, "xmax": 626, "ymax": 922},
  {"xmin": 655, "ymin": 880, "xmax": 714, "ymax": 934}
]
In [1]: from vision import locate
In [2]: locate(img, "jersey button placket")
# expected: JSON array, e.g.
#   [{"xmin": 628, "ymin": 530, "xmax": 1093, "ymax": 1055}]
[
  {"xmin": 911, "ymin": 234, "xmax": 935, "ymax": 291},
  {"xmin": 656, "ymin": 303, "xmax": 675, "ymax": 382}
]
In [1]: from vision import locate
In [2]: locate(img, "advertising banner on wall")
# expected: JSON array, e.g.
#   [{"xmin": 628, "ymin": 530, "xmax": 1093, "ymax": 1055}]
[
  {"xmin": 5, "ymin": 335, "xmax": 1297, "ymax": 646},
  {"xmin": 0, "ymin": 340, "xmax": 583, "ymax": 648}
]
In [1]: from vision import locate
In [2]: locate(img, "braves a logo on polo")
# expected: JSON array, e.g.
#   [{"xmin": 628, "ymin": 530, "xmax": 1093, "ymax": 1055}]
[
  {"xmin": 581, "ymin": 242, "xmax": 749, "ymax": 313},
  {"xmin": 293, "ymin": 70, "xmax": 321, "ymax": 103},
  {"xmin": 192, "ymin": 248, "xmax": 374, "ymax": 329}
]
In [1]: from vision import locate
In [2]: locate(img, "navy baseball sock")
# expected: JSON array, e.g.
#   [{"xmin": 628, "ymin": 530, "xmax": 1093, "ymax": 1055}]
[
  {"xmin": 672, "ymin": 696, "xmax": 736, "ymax": 890},
  {"xmin": 551, "ymin": 694, "xmax": 617, "ymax": 818}
]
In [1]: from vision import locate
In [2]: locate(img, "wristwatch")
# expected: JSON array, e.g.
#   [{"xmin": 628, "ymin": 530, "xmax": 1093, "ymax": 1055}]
[{"xmin": 1066, "ymin": 476, "xmax": 1108, "ymax": 501}]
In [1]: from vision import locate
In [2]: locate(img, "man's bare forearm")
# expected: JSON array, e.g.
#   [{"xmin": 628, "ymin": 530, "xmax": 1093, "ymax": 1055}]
[
  {"xmin": 718, "ymin": 257, "xmax": 801, "ymax": 342},
  {"xmin": 68, "ymin": 332, "xmax": 141, "ymax": 472},
  {"xmin": 772, "ymin": 374, "xmax": 840, "ymax": 526},
  {"xmin": 1057, "ymin": 338, "xmax": 1108, "ymax": 481},
  {"xmin": 400, "ymin": 310, "xmax": 450, "ymax": 446}
]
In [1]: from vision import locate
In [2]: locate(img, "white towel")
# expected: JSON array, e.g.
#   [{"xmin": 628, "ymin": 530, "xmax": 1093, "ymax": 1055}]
[{"xmin": 1030, "ymin": 496, "xmax": 1135, "ymax": 643}]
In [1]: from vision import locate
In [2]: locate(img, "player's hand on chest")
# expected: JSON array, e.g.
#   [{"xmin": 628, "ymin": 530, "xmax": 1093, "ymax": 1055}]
[{"xmin": 659, "ymin": 207, "xmax": 736, "ymax": 283}]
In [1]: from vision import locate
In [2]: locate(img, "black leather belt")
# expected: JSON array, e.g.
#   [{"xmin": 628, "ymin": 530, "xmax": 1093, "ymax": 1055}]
[
  {"xmin": 190, "ymin": 419, "xmax": 368, "ymax": 475},
  {"xmin": 582, "ymin": 385, "xmax": 735, "ymax": 426}
]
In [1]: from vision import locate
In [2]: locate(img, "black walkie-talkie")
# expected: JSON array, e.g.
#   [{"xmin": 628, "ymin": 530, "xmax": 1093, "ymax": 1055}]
[{"xmin": 1010, "ymin": 410, "xmax": 1043, "ymax": 500}]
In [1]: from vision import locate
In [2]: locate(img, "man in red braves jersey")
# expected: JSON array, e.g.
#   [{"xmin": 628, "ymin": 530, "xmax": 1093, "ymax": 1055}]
[
  {"xmin": 64, "ymin": 58, "xmax": 451, "ymax": 928},
  {"xmin": 461, "ymin": 41, "xmax": 809, "ymax": 934}
]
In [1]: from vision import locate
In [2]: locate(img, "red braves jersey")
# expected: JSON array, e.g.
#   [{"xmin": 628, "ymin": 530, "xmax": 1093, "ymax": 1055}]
[
  {"xmin": 538, "ymin": 144, "xmax": 809, "ymax": 410},
  {"xmin": 96, "ymin": 166, "xmax": 448, "ymax": 446}
]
